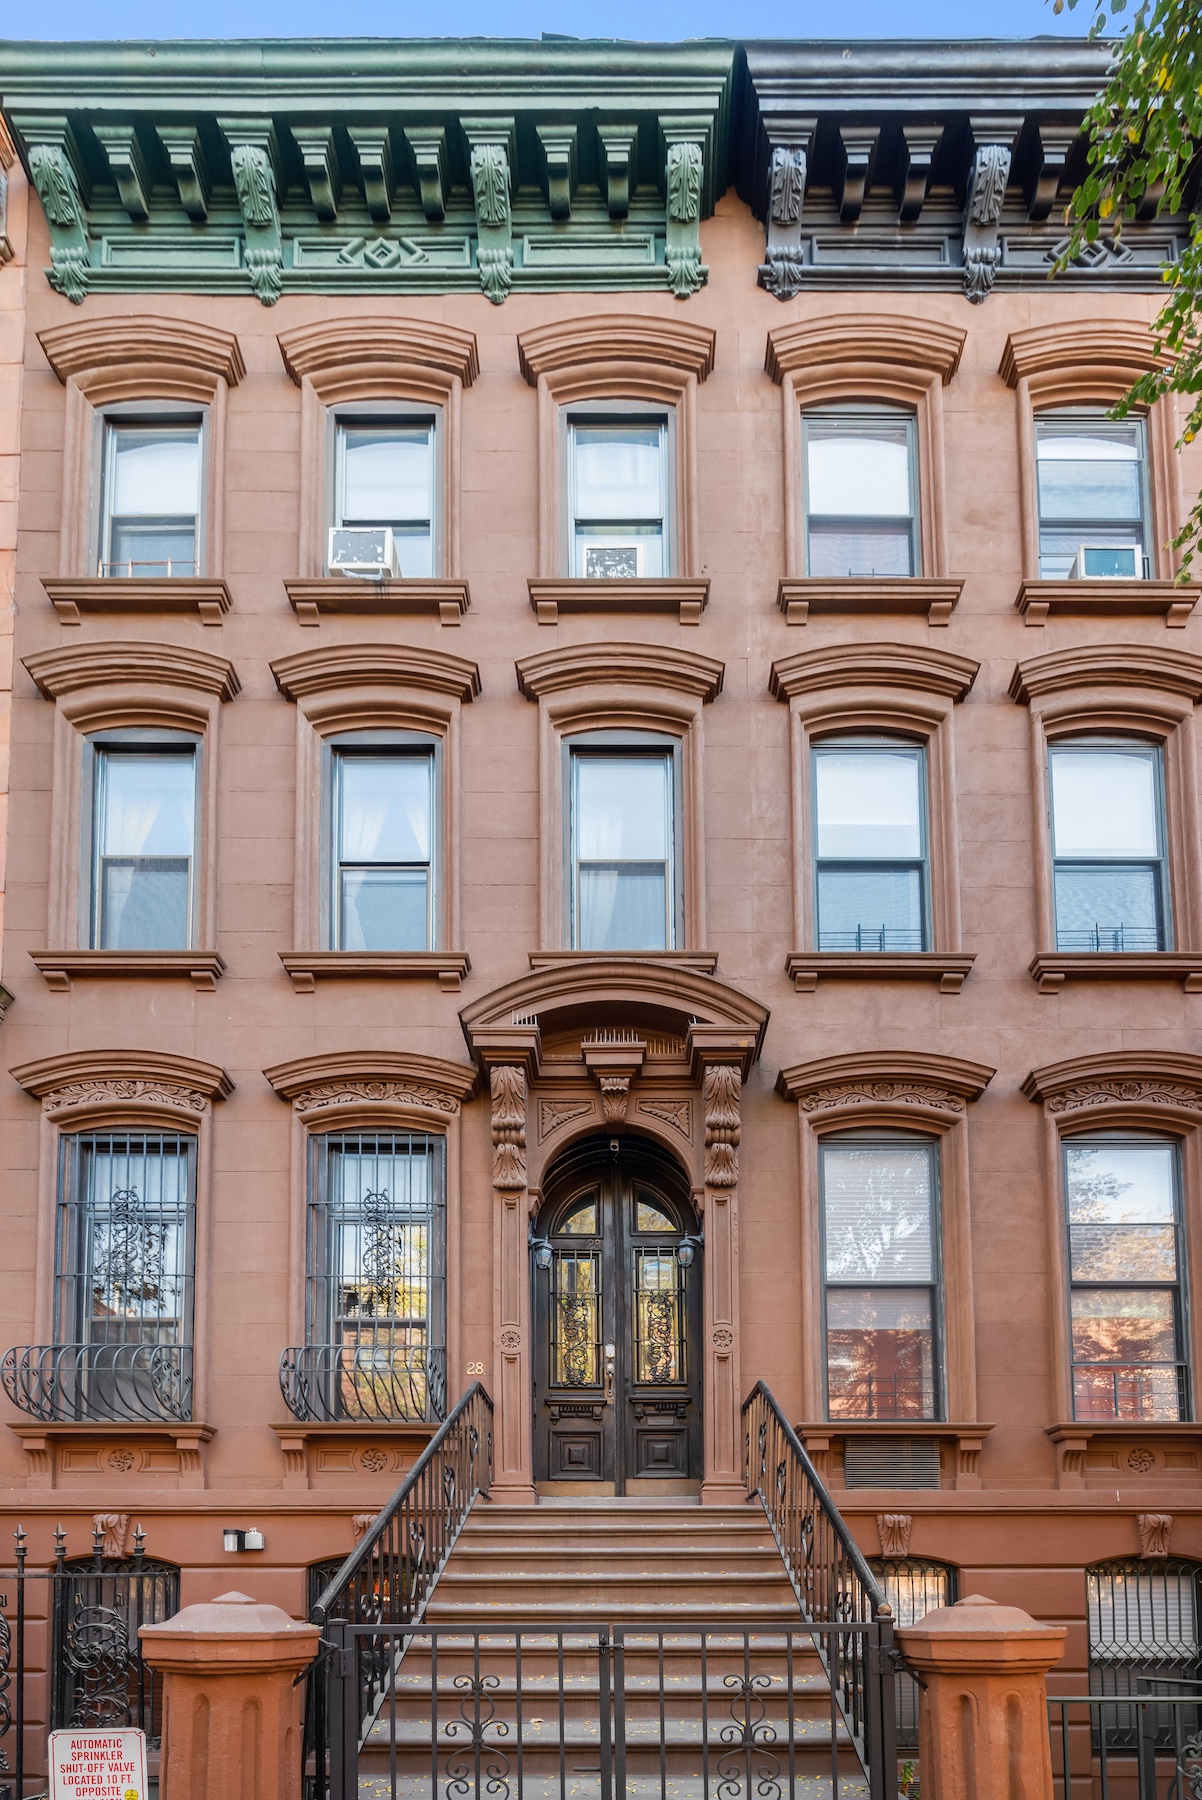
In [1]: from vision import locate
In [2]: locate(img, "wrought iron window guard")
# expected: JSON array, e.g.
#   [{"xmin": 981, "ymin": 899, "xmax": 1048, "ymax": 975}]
[
  {"xmin": 1056, "ymin": 924, "xmax": 1165, "ymax": 953},
  {"xmin": 1071, "ymin": 1362, "xmax": 1190, "ymax": 1423},
  {"xmin": 278, "ymin": 1342, "xmax": 446, "ymax": 1424},
  {"xmin": 0, "ymin": 1342, "xmax": 192, "ymax": 1424}
]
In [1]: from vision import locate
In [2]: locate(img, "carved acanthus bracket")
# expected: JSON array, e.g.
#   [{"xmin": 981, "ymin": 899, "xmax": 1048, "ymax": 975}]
[
  {"xmin": 961, "ymin": 124, "xmax": 1017, "ymax": 304},
  {"xmin": 583, "ymin": 1036, "xmax": 646, "ymax": 1128},
  {"xmin": 703, "ymin": 1065, "xmax": 741, "ymax": 1188},
  {"xmin": 1138, "ymin": 1512, "xmax": 1173, "ymax": 1558},
  {"xmin": 663, "ymin": 129, "xmax": 706, "ymax": 298},
  {"xmin": 491, "ymin": 1064, "xmax": 528, "ymax": 1190},
  {"xmin": 465, "ymin": 119, "xmax": 516, "ymax": 306},
  {"xmin": 598, "ymin": 124, "xmax": 637, "ymax": 218},
  {"xmin": 20, "ymin": 121, "xmax": 90, "ymax": 304},
  {"xmin": 93, "ymin": 1513, "xmax": 130, "ymax": 1558},
  {"xmin": 351, "ymin": 1511, "xmax": 375, "ymax": 1541},
  {"xmin": 876, "ymin": 1513, "xmax": 912, "ymax": 1559},
  {"xmin": 220, "ymin": 120, "xmax": 283, "ymax": 306},
  {"xmin": 156, "ymin": 125, "xmax": 210, "ymax": 221},
  {"xmin": 759, "ymin": 125, "xmax": 813, "ymax": 301}
]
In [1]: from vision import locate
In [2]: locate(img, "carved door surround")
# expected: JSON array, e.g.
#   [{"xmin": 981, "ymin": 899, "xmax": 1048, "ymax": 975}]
[{"xmin": 461, "ymin": 956, "xmax": 768, "ymax": 1504}]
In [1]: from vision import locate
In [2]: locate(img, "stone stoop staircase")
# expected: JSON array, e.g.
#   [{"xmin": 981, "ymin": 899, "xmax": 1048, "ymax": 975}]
[{"xmin": 360, "ymin": 1501, "xmax": 867, "ymax": 1797}]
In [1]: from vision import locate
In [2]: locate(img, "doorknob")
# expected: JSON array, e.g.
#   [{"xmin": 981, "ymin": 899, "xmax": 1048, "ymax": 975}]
[{"xmin": 604, "ymin": 1342, "xmax": 615, "ymax": 1403}]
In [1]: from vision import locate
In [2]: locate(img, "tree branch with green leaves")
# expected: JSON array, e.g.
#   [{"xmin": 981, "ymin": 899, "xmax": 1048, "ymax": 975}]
[{"xmin": 1054, "ymin": 0, "xmax": 1202, "ymax": 578}]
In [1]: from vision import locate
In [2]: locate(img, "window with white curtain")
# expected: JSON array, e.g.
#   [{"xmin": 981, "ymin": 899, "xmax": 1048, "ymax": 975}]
[
  {"xmin": 331, "ymin": 746, "xmax": 435, "ymax": 951},
  {"xmin": 567, "ymin": 412, "xmax": 670, "ymax": 578},
  {"xmin": 90, "ymin": 742, "xmax": 198, "ymax": 950},
  {"xmin": 568, "ymin": 743, "xmax": 678, "ymax": 951},
  {"xmin": 820, "ymin": 1134, "xmax": 943, "ymax": 1421}
]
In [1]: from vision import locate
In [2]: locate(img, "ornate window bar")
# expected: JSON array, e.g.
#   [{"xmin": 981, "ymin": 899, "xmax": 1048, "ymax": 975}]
[
  {"xmin": 1086, "ymin": 1558, "xmax": 1202, "ymax": 1750},
  {"xmin": 281, "ymin": 1129, "xmax": 446, "ymax": 1424}
]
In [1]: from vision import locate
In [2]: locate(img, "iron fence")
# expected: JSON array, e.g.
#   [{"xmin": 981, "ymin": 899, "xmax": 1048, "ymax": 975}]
[
  {"xmin": 0, "ymin": 1523, "xmax": 177, "ymax": 1800},
  {"xmin": 1049, "ymin": 1686, "xmax": 1202, "ymax": 1798},
  {"xmin": 305, "ymin": 1380, "xmax": 493, "ymax": 1800},
  {"xmin": 742, "ymin": 1382, "xmax": 898, "ymax": 1797},
  {"xmin": 322, "ymin": 1620, "xmax": 882, "ymax": 1800}
]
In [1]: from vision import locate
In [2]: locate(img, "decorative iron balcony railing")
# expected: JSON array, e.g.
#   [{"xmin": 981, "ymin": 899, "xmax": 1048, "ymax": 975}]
[
  {"xmin": 1055, "ymin": 923, "xmax": 1164, "ymax": 953},
  {"xmin": 278, "ymin": 1341, "xmax": 446, "ymax": 1424},
  {"xmin": 817, "ymin": 927, "xmax": 926, "ymax": 952},
  {"xmin": 1, "ymin": 1342, "xmax": 193, "ymax": 1424}
]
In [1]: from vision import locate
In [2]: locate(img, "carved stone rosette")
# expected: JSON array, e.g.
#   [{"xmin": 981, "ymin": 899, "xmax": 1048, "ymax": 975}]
[
  {"xmin": 491, "ymin": 1065, "xmax": 528, "ymax": 1190},
  {"xmin": 703, "ymin": 1065, "xmax": 741, "ymax": 1188}
]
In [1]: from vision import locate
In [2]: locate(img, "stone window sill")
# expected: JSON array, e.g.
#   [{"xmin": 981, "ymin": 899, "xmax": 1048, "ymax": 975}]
[
  {"xmin": 786, "ymin": 952, "xmax": 974, "ymax": 994},
  {"xmin": 31, "ymin": 950, "xmax": 226, "ymax": 992},
  {"xmin": 1047, "ymin": 1421, "xmax": 1202, "ymax": 1489},
  {"xmin": 283, "ymin": 577, "xmax": 470, "ymax": 626},
  {"xmin": 528, "ymin": 578, "xmax": 709, "ymax": 625},
  {"xmin": 271, "ymin": 1420, "xmax": 438, "ymax": 1491},
  {"xmin": 776, "ymin": 578, "xmax": 962, "ymax": 627},
  {"xmin": 280, "ymin": 951, "xmax": 471, "ymax": 992},
  {"xmin": 42, "ymin": 576, "xmax": 232, "ymax": 626},
  {"xmin": 1030, "ymin": 953, "xmax": 1202, "ymax": 993},
  {"xmin": 9, "ymin": 1421, "xmax": 213, "ymax": 1489},
  {"xmin": 797, "ymin": 1420, "xmax": 993, "ymax": 1492},
  {"xmin": 1017, "ymin": 579, "xmax": 1198, "ymax": 628}
]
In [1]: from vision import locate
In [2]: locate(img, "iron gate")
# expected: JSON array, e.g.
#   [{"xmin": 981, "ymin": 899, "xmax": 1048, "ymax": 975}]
[{"xmin": 319, "ymin": 1619, "xmax": 894, "ymax": 1800}]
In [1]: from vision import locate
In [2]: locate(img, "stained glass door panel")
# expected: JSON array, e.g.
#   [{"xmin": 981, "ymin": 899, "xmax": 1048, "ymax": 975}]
[{"xmin": 533, "ymin": 1153, "xmax": 701, "ymax": 1492}]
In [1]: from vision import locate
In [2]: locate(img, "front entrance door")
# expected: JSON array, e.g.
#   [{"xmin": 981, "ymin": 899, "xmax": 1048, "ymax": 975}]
[{"xmin": 532, "ymin": 1138, "xmax": 702, "ymax": 1493}]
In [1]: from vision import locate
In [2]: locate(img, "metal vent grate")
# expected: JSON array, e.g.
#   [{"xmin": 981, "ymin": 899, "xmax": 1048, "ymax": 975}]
[{"xmin": 843, "ymin": 1437, "xmax": 941, "ymax": 1489}]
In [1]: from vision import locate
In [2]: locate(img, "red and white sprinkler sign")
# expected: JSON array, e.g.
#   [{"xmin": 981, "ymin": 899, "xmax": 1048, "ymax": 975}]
[{"xmin": 49, "ymin": 1728, "xmax": 147, "ymax": 1800}]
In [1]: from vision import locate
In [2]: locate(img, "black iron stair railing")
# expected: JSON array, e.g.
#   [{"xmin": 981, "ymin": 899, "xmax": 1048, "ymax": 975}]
[
  {"xmin": 304, "ymin": 1380, "xmax": 493, "ymax": 1800},
  {"xmin": 743, "ymin": 1380, "xmax": 899, "ymax": 1798}
]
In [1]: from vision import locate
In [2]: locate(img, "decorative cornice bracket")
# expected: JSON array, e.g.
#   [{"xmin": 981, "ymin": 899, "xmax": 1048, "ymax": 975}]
[
  {"xmin": 15, "ymin": 115, "xmax": 89, "ymax": 304},
  {"xmin": 536, "ymin": 123, "xmax": 578, "ymax": 221},
  {"xmin": 961, "ymin": 117, "xmax": 1021, "ymax": 304},
  {"xmin": 291, "ymin": 124, "xmax": 340, "ymax": 221},
  {"xmin": 93, "ymin": 123, "xmax": 151, "ymax": 220},
  {"xmin": 661, "ymin": 119, "xmax": 707, "ymax": 300},
  {"xmin": 897, "ymin": 124, "xmax": 942, "ymax": 222},
  {"xmin": 218, "ymin": 118, "xmax": 283, "ymax": 306},
  {"xmin": 758, "ymin": 120, "xmax": 813, "ymax": 301},
  {"xmin": 401, "ymin": 125, "xmax": 446, "ymax": 223},
  {"xmin": 156, "ymin": 125, "xmax": 210, "ymax": 221},
  {"xmin": 597, "ymin": 124, "xmax": 638, "ymax": 218},
  {"xmin": 463, "ymin": 117, "xmax": 516, "ymax": 306},
  {"xmin": 836, "ymin": 124, "xmax": 880, "ymax": 223}
]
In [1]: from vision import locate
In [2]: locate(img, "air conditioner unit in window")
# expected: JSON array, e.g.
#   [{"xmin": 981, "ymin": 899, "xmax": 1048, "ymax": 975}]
[
  {"xmin": 579, "ymin": 537, "xmax": 647, "ymax": 580},
  {"xmin": 328, "ymin": 526, "xmax": 401, "ymax": 579},
  {"xmin": 1069, "ymin": 544, "xmax": 1147, "ymax": 580}
]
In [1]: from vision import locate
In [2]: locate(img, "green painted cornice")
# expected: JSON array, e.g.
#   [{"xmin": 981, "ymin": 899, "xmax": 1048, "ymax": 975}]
[{"xmin": 1, "ymin": 37, "xmax": 734, "ymax": 308}]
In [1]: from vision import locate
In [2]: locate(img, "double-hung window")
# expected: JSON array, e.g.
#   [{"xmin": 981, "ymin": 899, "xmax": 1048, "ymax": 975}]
[
  {"xmin": 813, "ymin": 740, "xmax": 929, "ymax": 951},
  {"xmin": 98, "ymin": 416, "xmax": 203, "ymax": 578},
  {"xmin": 568, "ymin": 740, "xmax": 679, "ymax": 952},
  {"xmin": 566, "ymin": 411, "xmax": 670, "ymax": 578},
  {"xmin": 803, "ymin": 409, "xmax": 919, "ymax": 578},
  {"xmin": 1036, "ymin": 412, "xmax": 1150, "ymax": 579},
  {"xmin": 54, "ymin": 1130, "xmax": 196, "ymax": 1423},
  {"xmin": 1049, "ymin": 739, "xmax": 1169, "ymax": 953},
  {"xmin": 1065, "ymin": 1136, "xmax": 1189, "ymax": 1423},
  {"xmin": 821, "ymin": 1134, "xmax": 942, "ymax": 1421},
  {"xmin": 89, "ymin": 737, "xmax": 199, "ymax": 951},
  {"xmin": 332, "ymin": 414, "xmax": 437, "ymax": 577},
  {"xmin": 306, "ymin": 1131, "xmax": 446, "ymax": 1422},
  {"xmin": 329, "ymin": 742, "xmax": 436, "ymax": 952}
]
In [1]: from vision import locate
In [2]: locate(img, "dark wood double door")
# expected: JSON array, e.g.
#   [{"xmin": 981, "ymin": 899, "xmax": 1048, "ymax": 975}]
[{"xmin": 532, "ymin": 1138, "xmax": 702, "ymax": 1493}]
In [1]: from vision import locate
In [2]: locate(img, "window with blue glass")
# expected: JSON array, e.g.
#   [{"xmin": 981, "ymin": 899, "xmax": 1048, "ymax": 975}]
[
  {"xmin": 1049, "ymin": 739, "xmax": 1169, "ymax": 953},
  {"xmin": 812, "ymin": 739, "xmax": 929, "ymax": 952}
]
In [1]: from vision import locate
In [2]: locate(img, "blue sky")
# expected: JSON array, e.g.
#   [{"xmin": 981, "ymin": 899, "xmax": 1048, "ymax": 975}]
[{"xmin": 12, "ymin": 0, "xmax": 1095, "ymax": 42}]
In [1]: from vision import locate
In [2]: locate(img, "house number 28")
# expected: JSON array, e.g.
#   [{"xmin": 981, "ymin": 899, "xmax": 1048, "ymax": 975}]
[{"xmin": 467, "ymin": 1362, "xmax": 485, "ymax": 1375}]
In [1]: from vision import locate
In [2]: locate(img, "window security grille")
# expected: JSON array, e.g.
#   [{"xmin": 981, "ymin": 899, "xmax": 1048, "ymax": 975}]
[
  {"xmin": 869, "ymin": 1558, "xmax": 957, "ymax": 1747},
  {"xmin": 1087, "ymin": 1560, "xmax": 1202, "ymax": 1750},
  {"xmin": 53, "ymin": 1558, "xmax": 179, "ymax": 1741},
  {"xmin": 53, "ymin": 1133, "xmax": 195, "ymax": 1424},
  {"xmin": 305, "ymin": 1132, "xmax": 446, "ymax": 1423}
]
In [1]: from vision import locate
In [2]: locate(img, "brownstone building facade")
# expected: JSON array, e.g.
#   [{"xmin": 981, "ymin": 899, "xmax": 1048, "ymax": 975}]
[{"xmin": 0, "ymin": 30, "xmax": 1200, "ymax": 1726}]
